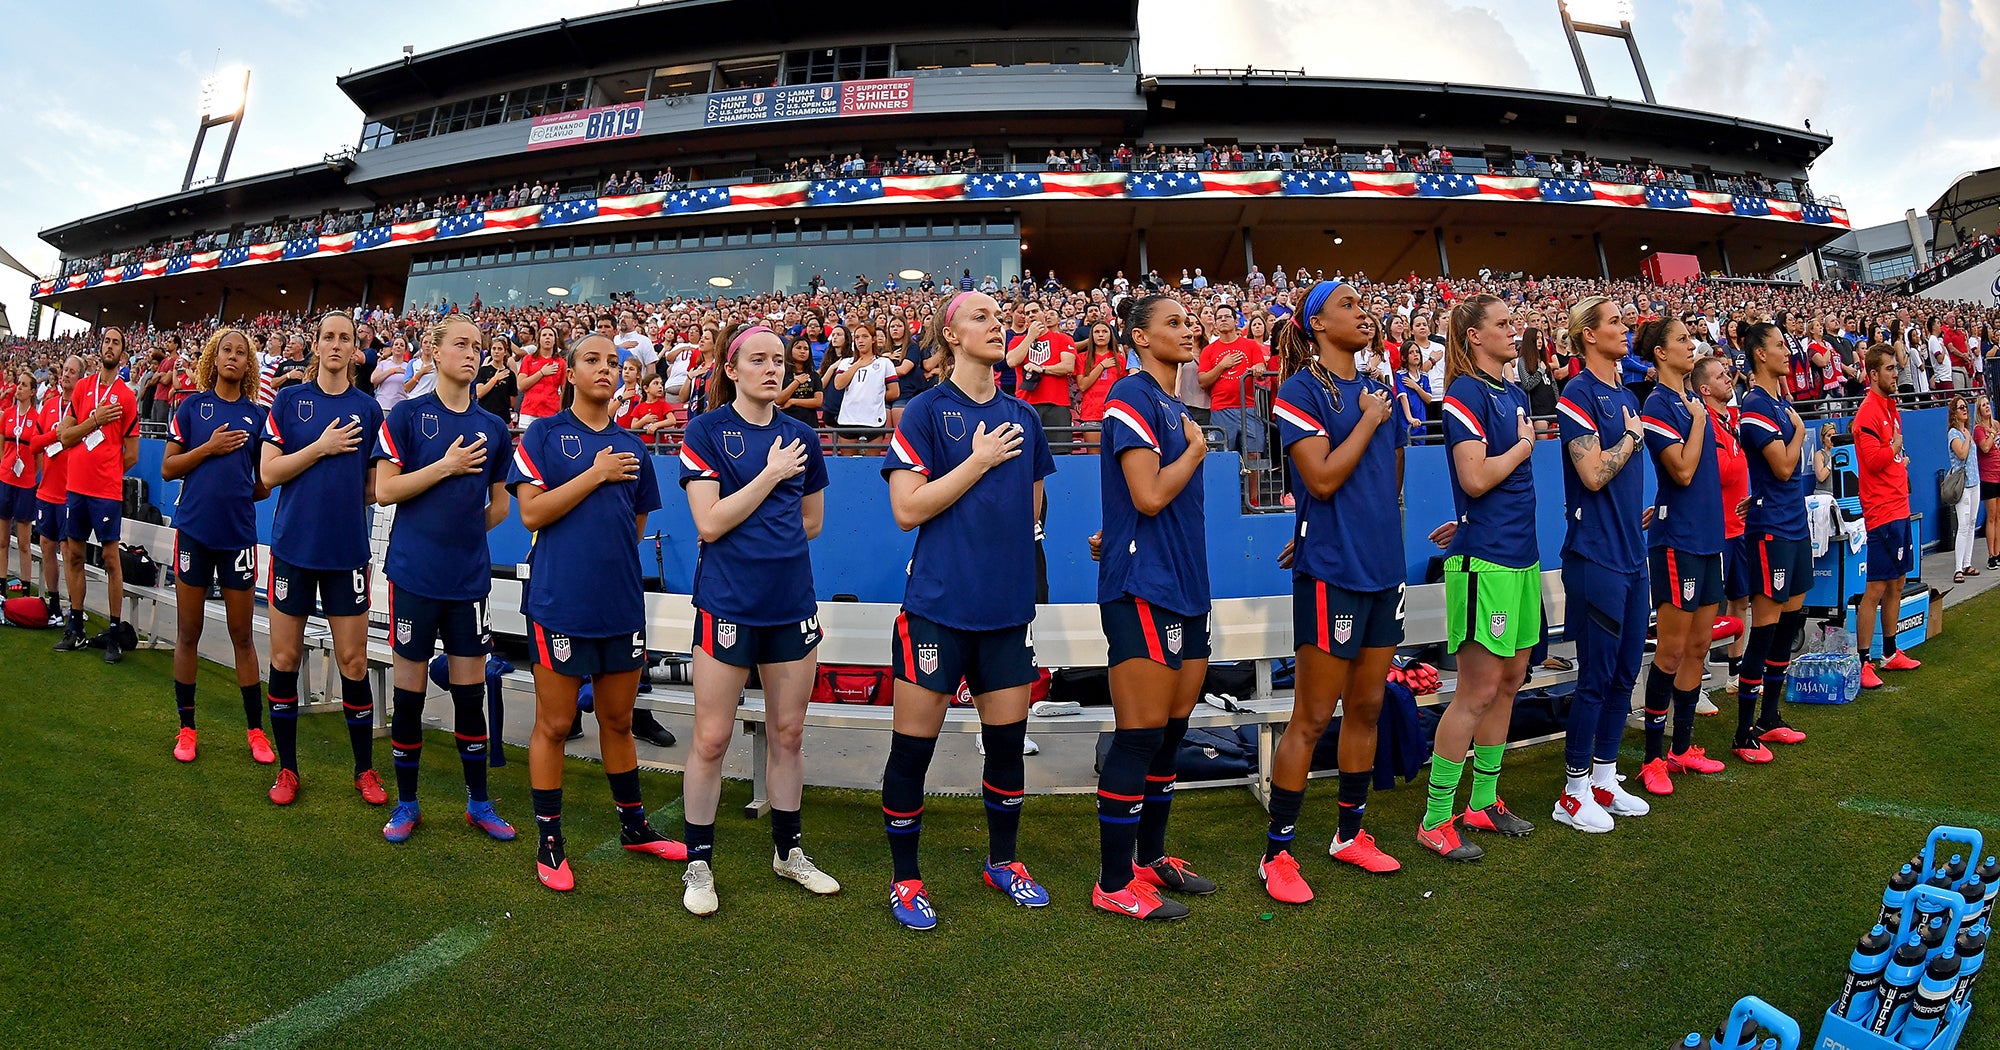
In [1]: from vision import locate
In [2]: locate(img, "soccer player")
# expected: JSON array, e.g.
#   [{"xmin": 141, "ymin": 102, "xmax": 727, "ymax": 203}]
[
  {"xmin": 1258, "ymin": 280, "xmax": 1408, "ymax": 901},
  {"xmin": 32, "ymin": 357, "xmax": 81, "ymax": 627},
  {"xmin": 259, "ymin": 311, "xmax": 386, "ymax": 806},
  {"xmin": 1551, "ymin": 296, "xmax": 1652, "ymax": 833},
  {"xmin": 510, "ymin": 333, "xmax": 685, "ymax": 893},
  {"xmin": 1634, "ymin": 318, "xmax": 1729, "ymax": 795},
  {"xmin": 1090, "ymin": 293, "xmax": 1214, "ymax": 923},
  {"xmin": 372, "ymin": 316, "xmax": 516, "ymax": 844},
  {"xmin": 1733, "ymin": 322, "xmax": 1813, "ymax": 761},
  {"xmin": 1424, "ymin": 293, "xmax": 1541, "ymax": 854},
  {"xmin": 2, "ymin": 372, "xmax": 44, "ymax": 596},
  {"xmin": 677, "ymin": 322, "xmax": 839, "ymax": 917},
  {"xmin": 1853, "ymin": 344, "xmax": 1922, "ymax": 688},
  {"xmin": 160, "ymin": 329, "xmax": 272, "ymax": 765},
  {"xmin": 55, "ymin": 327, "xmax": 140, "ymax": 662},
  {"xmin": 880, "ymin": 290, "xmax": 1057, "ymax": 931}
]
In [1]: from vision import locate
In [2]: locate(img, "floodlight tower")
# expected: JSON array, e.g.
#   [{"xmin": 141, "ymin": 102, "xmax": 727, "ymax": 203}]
[
  {"xmin": 182, "ymin": 67, "xmax": 251, "ymax": 192},
  {"xmin": 1558, "ymin": 0, "xmax": 1656, "ymax": 103}
]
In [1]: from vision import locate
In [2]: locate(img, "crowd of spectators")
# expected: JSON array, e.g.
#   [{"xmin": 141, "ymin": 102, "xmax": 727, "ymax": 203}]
[{"xmin": 1904, "ymin": 230, "xmax": 1999, "ymax": 291}]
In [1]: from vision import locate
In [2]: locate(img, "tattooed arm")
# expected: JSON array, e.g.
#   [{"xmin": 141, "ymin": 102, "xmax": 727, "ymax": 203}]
[{"xmin": 1567, "ymin": 406, "xmax": 1645, "ymax": 491}]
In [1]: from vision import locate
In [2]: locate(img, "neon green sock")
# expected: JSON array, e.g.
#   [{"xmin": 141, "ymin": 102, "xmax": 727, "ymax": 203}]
[
  {"xmin": 1468, "ymin": 743, "xmax": 1507, "ymax": 811},
  {"xmin": 1424, "ymin": 754, "xmax": 1464, "ymax": 830}
]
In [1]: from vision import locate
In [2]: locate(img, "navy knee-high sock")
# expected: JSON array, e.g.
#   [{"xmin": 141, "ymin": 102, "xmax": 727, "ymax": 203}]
[
  {"xmin": 174, "ymin": 679, "xmax": 197, "ymax": 730},
  {"xmin": 1135, "ymin": 716, "xmax": 1187, "ymax": 866},
  {"xmin": 389, "ymin": 687, "xmax": 425, "ymax": 803},
  {"xmin": 1641, "ymin": 663, "xmax": 1674, "ymax": 761},
  {"xmin": 882, "ymin": 732, "xmax": 937, "ymax": 883},
  {"xmin": 341, "ymin": 675, "xmax": 374, "ymax": 775},
  {"xmin": 981, "ymin": 719, "xmax": 1028, "ymax": 865},
  {"xmin": 1671, "ymin": 685, "xmax": 1701, "ymax": 754},
  {"xmin": 449, "ymin": 683, "xmax": 489, "ymax": 803},
  {"xmin": 1763, "ymin": 610, "xmax": 1806, "ymax": 727},
  {"xmin": 268, "ymin": 668, "xmax": 300, "ymax": 772},
  {"xmin": 1736, "ymin": 624, "xmax": 1776, "ymax": 744},
  {"xmin": 1097, "ymin": 726, "xmax": 1164, "ymax": 892},
  {"xmin": 241, "ymin": 683, "xmax": 264, "ymax": 730}
]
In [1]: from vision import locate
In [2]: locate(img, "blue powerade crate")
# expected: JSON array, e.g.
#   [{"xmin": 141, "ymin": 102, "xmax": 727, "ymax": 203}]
[{"xmin": 1816, "ymin": 826, "xmax": 1985, "ymax": 1050}]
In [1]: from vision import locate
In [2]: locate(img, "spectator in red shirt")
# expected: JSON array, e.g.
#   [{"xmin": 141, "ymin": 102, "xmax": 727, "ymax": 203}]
[
  {"xmin": 1073, "ymin": 320, "xmax": 1125, "ymax": 451},
  {"xmin": 1196, "ymin": 307, "xmax": 1272, "ymax": 457},
  {"xmin": 1698, "ymin": 356, "xmax": 1750, "ymax": 705},
  {"xmin": 1852, "ymin": 345, "xmax": 1920, "ymax": 687},
  {"xmin": 56, "ymin": 327, "xmax": 141, "ymax": 659},
  {"xmin": 516, "ymin": 324, "xmax": 566, "ymax": 425},
  {"xmin": 1005, "ymin": 300, "xmax": 1078, "ymax": 448}
]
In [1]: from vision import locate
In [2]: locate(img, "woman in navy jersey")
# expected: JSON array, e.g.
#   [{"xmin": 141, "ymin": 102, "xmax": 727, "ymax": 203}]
[
  {"xmin": 161, "ymin": 329, "xmax": 271, "ymax": 766},
  {"xmin": 1257, "ymin": 281, "xmax": 1409, "ymax": 903},
  {"xmin": 1551, "ymin": 296, "xmax": 1651, "ymax": 833},
  {"xmin": 1731, "ymin": 322, "xmax": 1812, "ymax": 764},
  {"xmin": 1088, "ymin": 293, "xmax": 1214, "ymax": 922},
  {"xmin": 879, "ymin": 290, "xmax": 1056, "ymax": 931},
  {"xmin": 371, "ymin": 316, "xmax": 516, "ymax": 845},
  {"xmin": 1424, "ymin": 293, "xmax": 1541, "ymax": 855},
  {"xmin": 508, "ymin": 333, "xmax": 685, "ymax": 892},
  {"xmin": 676, "ymin": 321, "xmax": 840, "ymax": 917},
  {"xmin": 259, "ymin": 311, "xmax": 385, "ymax": 807},
  {"xmin": 1634, "ymin": 318, "xmax": 1730, "ymax": 795}
]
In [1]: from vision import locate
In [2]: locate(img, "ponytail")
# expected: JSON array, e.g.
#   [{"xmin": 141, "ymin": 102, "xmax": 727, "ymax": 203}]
[
  {"xmin": 304, "ymin": 310, "xmax": 356, "ymax": 385},
  {"xmin": 1443, "ymin": 293, "xmax": 1502, "ymax": 386}
]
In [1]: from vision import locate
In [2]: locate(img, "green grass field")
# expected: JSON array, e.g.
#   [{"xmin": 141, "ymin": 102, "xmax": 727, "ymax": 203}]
[{"xmin": 2, "ymin": 599, "xmax": 1997, "ymax": 1050}]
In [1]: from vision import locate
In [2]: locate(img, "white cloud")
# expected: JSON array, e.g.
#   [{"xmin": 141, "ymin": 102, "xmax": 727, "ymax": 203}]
[
  {"xmin": 1663, "ymin": 0, "xmax": 1828, "ymax": 125},
  {"xmin": 1969, "ymin": 0, "xmax": 2000, "ymax": 104},
  {"xmin": 1138, "ymin": 0, "xmax": 1543, "ymax": 88}
]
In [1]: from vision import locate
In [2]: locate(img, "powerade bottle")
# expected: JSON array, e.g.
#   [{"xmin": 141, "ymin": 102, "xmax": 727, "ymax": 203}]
[
  {"xmin": 1959, "ymin": 878, "xmax": 1986, "ymax": 939},
  {"xmin": 1673, "ymin": 1034, "xmax": 1702, "ymax": 1050},
  {"xmin": 1881, "ymin": 865, "xmax": 1922, "ymax": 925},
  {"xmin": 1955, "ymin": 922, "xmax": 1988, "ymax": 1006},
  {"xmin": 1978, "ymin": 857, "xmax": 2000, "ymax": 925},
  {"xmin": 1758, "ymin": 1040, "xmax": 1778, "ymax": 1050},
  {"xmin": 1895, "ymin": 950, "xmax": 1961, "ymax": 1048},
  {"xmin": 1927, "ymin": 866, "xmax": 1956, "ymax": 892},
  {"xmin": 1707, "ymin": 1017, "xmax": 1756, "ymax": 1050},
  {"xmin": 1920, "ymin": 915, "xmax": 1950, "ymax": 954},
  {"xmin": 1946, "ymin": 854, "xmax": 1969, "ymax": 884},
  {"xmin": 1871, "ymin": 935, "xmax": 1930, "ymax": 1034},
  {"xmin": 1836, "ymin": 925, "xmax": 1896, "ymax": 1021}
]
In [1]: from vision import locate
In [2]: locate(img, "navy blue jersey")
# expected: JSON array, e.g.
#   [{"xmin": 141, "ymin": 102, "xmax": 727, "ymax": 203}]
[
  {"xmin": 263, "ymin": 381, "xmax": 381, "ymax": 570},
  {"xmin": 1274, "ymin": 369, "xmax": 1404, "ymax": 591},
  {"xmin": 678, "ymin": 404, "xmax": 829, "ymax": 626},
  {"xmin": 1641, "ymin": 384, "xmax": 1723, "ymax": 555},
  {"xmin": 1440, "ymin": 372, "xmax": 1538, "ymax": 568},
  {"xmin": 883, "ymin": 381, "xmax": 1056, "ymax": 631},
  {"xmin": 373, "ymin": 391, "xmax": 513, "ymax": 602},
  {"xmin": 507, "ymin": 410, "xmax": 663, "ymax": 637},
  {"xmin": 1556, "ymin": 367, "xmax": 1646, "ymax": 571},
  {"xmin": 1739, "ymin": 384, "xmax": 1810, "ymax": 540},
  {"xmin": 1097, "ymin": 372, "xmax": 1209, "ymax": 616},
  {"xmin": 169, "ymin": 391, "xmax": 266, "ymax": 550}
]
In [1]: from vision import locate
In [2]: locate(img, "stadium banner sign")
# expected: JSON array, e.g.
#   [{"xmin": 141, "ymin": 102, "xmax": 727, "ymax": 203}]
[
  {"xmin": 31, "ymin": 171, "xmax": 1854, "ymax": 300},
  {"xmin": 705, "ymin": 78, "xmax": 916, "ymax": 127},
  {"xmin": 527, "ymin": 102, "xmax": 645, "ymax": 152}
]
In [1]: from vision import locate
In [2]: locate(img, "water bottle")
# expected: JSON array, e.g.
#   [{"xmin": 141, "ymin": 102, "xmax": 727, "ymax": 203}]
[
  {"xmin": 1946, "ymin": 853, "xmax": 1969, "ymax": 884},
  {"xmin": 1836, "ymin": 925, "xmax": 1896, "ymax": 1021},
  {"xmin": 1959, "ymin": 878, "xmax": 1986, "ymax": 939},
  {"xmin": 1978, "ymin": 857, "xmax": 2000, "ymax": 924},
  {"xmin": 1758, "ymin": 1040, "xmax": 1778, "ymax": 1050},
  {"xmin": 1672, "ymin": 1034, "xmax": 1702, "ymax": 1050},
  {"xmin": 1881, "ymin": 864, "xmax": 1922, "ymax": 925},
  {"xmin": 1895, "ymin": 950, "xmax": 1961, "ymax": 1048},
  {"xmin": 1927, "ymin": 866, "xmax": 1957, "ymax": 892},
  {"xmin": 1707, "ymin": 1017, "xmax": 1756, "ymax": 1050},
  {"xmin": 1919, "ymin": 915, "xmax": 1950, "ymax": 954},
  {"xmin": 1955, "ymin": 922, "xmax": 1988, "ymax": 1006},
  {"xmin": 1871, "ymin": 935, "xmax": 1930, "ymax": 1034}
]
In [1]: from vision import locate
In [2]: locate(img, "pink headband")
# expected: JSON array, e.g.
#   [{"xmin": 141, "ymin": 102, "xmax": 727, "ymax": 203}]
[
  {"xmin": 726, "ymin": 325, "xmax": 775, "ymax": 357},
  {"xmin": 944, "ymin": 292, "xmax": 977, "ymax": 325}
]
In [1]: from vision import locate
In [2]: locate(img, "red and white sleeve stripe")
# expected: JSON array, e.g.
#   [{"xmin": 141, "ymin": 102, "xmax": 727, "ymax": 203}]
[
  {"xmin": 1270, "ymin": 397, "xmax": 1325, "ymax": 437},
  {"xmin": 678, "ymin": 444, "xmax": 718, "ymax": 479},
  {"xmin": 376, "ymin": 421, "xmax": 402, "ymax": 466},
  {"xmin": 1556, "ymin": 398, "xmax": 1595, "ymax": 432},
  {"xmin": 1101, "ymin": 400, "xmax": 1159, "ymax": 450},
  {"xmin": 1440, "ymin": 396, "xmax": 1485, "ymax": 438},
  {"xmin": 512, "ymin": 445, "xmax": 547, "ymax": 488},
  {"xmin": 1640, "ymin": 415, "xmax": 1682, "ymax": 443},
  {"xmin": 889, "ymin": 429, "xmax": 929, "ymax": 475}
]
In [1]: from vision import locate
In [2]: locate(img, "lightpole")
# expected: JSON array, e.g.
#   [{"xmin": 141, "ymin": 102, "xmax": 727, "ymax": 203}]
[
  {"xmin": 183, "ymin": 67, "xmax": 251, "ymax": 192},
  {"xmin": 1557, "ymin": 0, "xmax": 1656, "ymax": 104}
]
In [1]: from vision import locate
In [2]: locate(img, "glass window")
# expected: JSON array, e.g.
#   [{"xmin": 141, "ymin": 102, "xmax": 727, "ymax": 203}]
[
  {"xmin": 718, "ymin": 55, "xmax": 779, "ymax": 90},
  {"xmin": 650, "ymin": 62, "xmax": 711, "ymax": 99}
]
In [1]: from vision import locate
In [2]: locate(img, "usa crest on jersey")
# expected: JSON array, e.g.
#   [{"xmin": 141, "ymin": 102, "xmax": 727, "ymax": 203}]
[
  {"xmin": 917, "ymin": 643, "xmax": 940, "ymax": 675},
  {"xmin": 1165, "ymin": 622, "xmax": 1184, "ymax": 655},
  {"xmin": 552, "ymin": 635, "xmax": 573, "ymax": 662},
  {"xmin": 1333, "ymin": 615, "xmax": 1354, "ymax": 645},
  {"xmin": 1489, "ymin": 611, "xmax": 1507, "ymax": 638}
]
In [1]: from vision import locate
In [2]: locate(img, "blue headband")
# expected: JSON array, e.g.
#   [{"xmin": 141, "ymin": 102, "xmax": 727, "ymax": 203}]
[{"xmin": 1293, "ymin": 281, "xmax": 1353, "ymax": 331}]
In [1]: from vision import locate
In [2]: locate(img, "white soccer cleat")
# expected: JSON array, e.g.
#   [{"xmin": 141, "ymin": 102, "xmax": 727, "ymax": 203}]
[
  {"xmin": 773, "ymin": 848, "xmax": 841, "ymax": 895},
  {"xmin": 1554, "ymin": 789, "xmax": 1615, "ymax": 833},
  {"xmin": 1695, "ymin": 696, "xmax": 1720, "ymax": 716},
  {"xmin": 682, "ymin": 860, "xmax": 719, "ymax": 916},
  {"xmin": 1592, "ymin": 777, "xmax": 1651, "ymax": 817}
]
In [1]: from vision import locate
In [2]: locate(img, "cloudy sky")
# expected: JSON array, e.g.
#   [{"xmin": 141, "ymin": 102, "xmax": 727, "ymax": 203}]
[{"xmin": 2, "ymin": 0, "xmax": 1993, "ymax": 335}]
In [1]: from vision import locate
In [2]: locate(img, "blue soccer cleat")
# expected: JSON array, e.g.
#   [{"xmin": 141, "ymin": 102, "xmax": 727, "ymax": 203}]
[
  {"xmin": 890, "ymin": 879, "xmax": 937, "ymax": 931},
  {"xmin": 464, "ymin": 800, "xmax": 516, "ymax": 841},
  {"xmin": 982, "ymin": 858, "xmax": 1051, "ymax": 908},
  {"xmin": 382, "ymin": 801, "xmax": 421, "ymax": 843}
]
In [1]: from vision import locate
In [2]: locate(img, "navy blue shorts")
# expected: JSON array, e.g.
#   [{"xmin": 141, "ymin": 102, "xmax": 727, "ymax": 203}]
[
  {"xmin": 390, "ymin": 582, "xmax": 490, "ymax": 661},
  {"xmin": 1723, "ymin": 533, "xmax": 1753, "ymax": 602},
  {"xmin": 1294, "ymin": 574, "xmax": 1404, "ymax": 659},
  {"xmin": 1866, "ymin": 519, "xmax": 1915, "ymax": 581},
  {"xmin": 891, "ymin": 611, "xmax": 1036, "ymax": 696},
  {"xmin": 175, "ymin": 531, "xmax": 256, "ymax": 592},
  {"xmin": 1751, "ymin": 534, "xmax": 1815, "ymax": 603},
  {"xmin": 269, "ymin": 556, "xmax": 370, "ymax": 618},
  {"xmin": 63, "ymin": 492, "xmax": 121, "ymax": 545},
  {"xmin": 1101, "ymin": 597, "xmax": 1210, "ymax": 670},
  {"xmin": 530, "ymin": 618, "xmax": 646, "ymax": 677},
  {"xmin": 693, "ymin": 607, "xmax": 821, "ymax": 669},
  {"xmin": 1649, "ymin": 547, "xmax": 1724, "ymax": 611},
  {"xmin": 0, "ymin": 484, "xmax": 35, "ymax": 523}
]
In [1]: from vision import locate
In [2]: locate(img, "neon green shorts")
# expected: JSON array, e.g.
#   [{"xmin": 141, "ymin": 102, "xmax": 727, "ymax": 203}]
[{"xmin": 1444, "ymin": 556, "xmax": 1543, "ymax": 657}]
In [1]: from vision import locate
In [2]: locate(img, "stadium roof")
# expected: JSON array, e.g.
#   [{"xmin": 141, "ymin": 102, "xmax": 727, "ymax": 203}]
[
  {"xmin": 1927, "ymin": 166, "xmax": 2000, "ymax": 250},
  {"xmin": 334, "ymin": 0, "xmax": 1141, "ymax": 115}
]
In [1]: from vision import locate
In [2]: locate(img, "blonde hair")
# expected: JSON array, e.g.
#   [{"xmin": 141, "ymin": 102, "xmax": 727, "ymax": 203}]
[
  {"xmin": 1565, "ymin": 296, "xmax": 1616, "ymax": 359},
  {"xmin": 425, "ymin": 314, "xmax": 483, "ymax": 352},
  {"xmin": 195, "ymin": 327, "xmax": 253, "ymax": 392}
]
